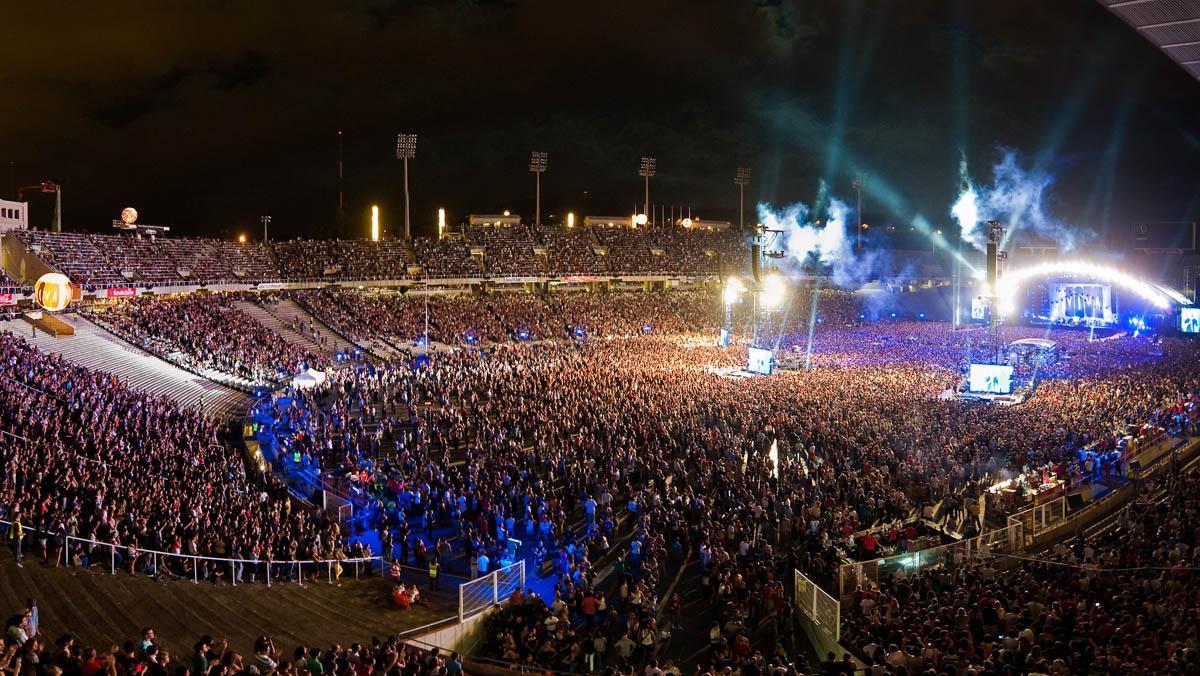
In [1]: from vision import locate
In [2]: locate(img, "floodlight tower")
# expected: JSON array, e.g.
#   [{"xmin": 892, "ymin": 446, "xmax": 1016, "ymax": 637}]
[
  {"xmin": 639, "ymin": 157, "xmax": 656, "ymax": 225},
  {"xmin": 853, "ymin": 172, "xmax": 866, "ymax": 249},
  {"xmin": 734, "ymin": 167, "xmax": 751, "ymax": 231},
  {"xmin": 395, "ymin": 133, "xmax": 418, "ymax": 240},
  {"xmin": 530, "ymin": 151, "xmax": 548, "ymax": 226},
  {"xmin": 261, "ymin": 215, "xmax": 272, "ymax": 243}
]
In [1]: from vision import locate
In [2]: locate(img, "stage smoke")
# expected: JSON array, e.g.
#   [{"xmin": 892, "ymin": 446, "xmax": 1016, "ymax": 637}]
[
  {"xmin": 951, "ymin": 149, "xmax": 1094, "ymax": 251},
  {"xmin": 756, "ymin": 195, "xmax": 879, "ymax": 289}
]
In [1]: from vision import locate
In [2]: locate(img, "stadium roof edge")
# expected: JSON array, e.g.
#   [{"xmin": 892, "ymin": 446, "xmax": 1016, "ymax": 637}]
[{"xmin": 1099, "ymin": 0, "xmax": 1200, "ymax": 82}]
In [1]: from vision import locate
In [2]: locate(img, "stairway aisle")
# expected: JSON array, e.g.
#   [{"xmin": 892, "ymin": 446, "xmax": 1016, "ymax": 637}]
[
  {"xmin": 266, "ymin": 299, "xmax": 361, "ymax": 355},
  {"xmin": 233, "ymin": 300, "xmax": 326, "ymax": 354},
  {"xmin": 11, "ymin": 316, "xmax": 251, "ymax": 420}
]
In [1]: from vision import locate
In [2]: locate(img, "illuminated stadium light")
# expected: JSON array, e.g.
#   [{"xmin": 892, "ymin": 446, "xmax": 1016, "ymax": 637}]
[
  {"xmin": 723, "ymin": 277, "xmax": 745, "ymax": 305},
  {"xmin": 634, "ymin": 213, "xmax": 648, "ymax": 226},
  {"xmin": 566, "ymin": 212, "xmax": 576, "ymax": 228},
  {"xmin": 761, "ymin": 274, "xmax": 787, "ymax": 309},
  {"xmin": 438, "ymin": 208, "xmax": 446, "ymax": 238},
  {"xmin": 996, "ymin": 260, "xmax": 1175, "ymax": 313},
  {"xmin": 371, "ymin": 205, "xmax": 380, "ymax": 241}
]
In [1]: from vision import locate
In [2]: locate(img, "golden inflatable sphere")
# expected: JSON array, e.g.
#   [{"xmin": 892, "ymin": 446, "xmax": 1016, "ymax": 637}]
[{"xmin": 33, "ymin": 273, "xmax": 72, "ymax": 312}]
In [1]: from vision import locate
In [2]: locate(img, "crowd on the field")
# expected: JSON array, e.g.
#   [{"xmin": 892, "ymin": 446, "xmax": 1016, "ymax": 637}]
[
  {"xmin": 0, "ymin": 330, "xmax": 344, "ymax": 583},
  {"xmin": 265, "ymin": 289, "xmax": 1200, "ymax": 673},
  {"xmin": 0, "ymin": 615, "xmax": 465, "ymax": 676},
  {"xmin": 3, "ymin": 280, "xmax": 1200, "ymax": 674},
  {"xmin": 841, "ymin": 460, "xmax": 1200, "ymax": 674},
  {"xmin": 84, "ymin": 295, "xmax": 327, "ymax": 386}
]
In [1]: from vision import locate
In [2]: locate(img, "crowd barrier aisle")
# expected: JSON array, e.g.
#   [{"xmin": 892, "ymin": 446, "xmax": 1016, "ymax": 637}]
[
  {"xmin": 0, "ymin": 518, "xmax": 383, "ymax": 587},
  {"xmin": 835, "ymin": 520, "xmax": 1023, "ymax": 601},
  {"xmin": 458, "ymin": 561, "xmax": 526, "ymax": 622},
  {"xmin": 794, "ymin": 569, "xmax": 840, "ymax": 647}
]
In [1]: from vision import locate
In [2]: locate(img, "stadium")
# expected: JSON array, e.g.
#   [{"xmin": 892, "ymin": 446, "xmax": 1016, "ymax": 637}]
[{"xmin": 4, "ymin": 2, "xmax": 1200, "ymax": 675}]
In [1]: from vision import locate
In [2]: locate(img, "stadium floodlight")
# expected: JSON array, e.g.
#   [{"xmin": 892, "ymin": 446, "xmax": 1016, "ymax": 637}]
[
  {"xmin": 761, "ymin": 273, "xmax": 787, "ymax": 309},
  {"xmin": 438, "ymin": 208, "xmax": 446, "ymax": 238},
  {"xmin": 530, "ymin": 151, "xmax": 548, "ymax": 226},
  {"xmin": 566, "ymin": 212, "xmax": 576, "ymax": 228},
  {"xmin": 639, "ymin": 157, "xmax": 656, "ymax": 225},
  {"xmin": 723, "ymin": 277, "xmax": 745, "ymax": 305},
  {"xmin": 371, "ymin": 205, "xmax": 380, "ymax": 241},
  {"xmin": 734, "ymin": 167, "xmax": 751, "ymax": 231},
  {"xmin": 395, "ymin": 133, "xmax": 418, "ymax": 240}
]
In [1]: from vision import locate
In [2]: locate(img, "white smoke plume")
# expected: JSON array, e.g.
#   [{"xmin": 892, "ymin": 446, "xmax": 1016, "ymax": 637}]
[
  {"xmin": 951, "ymin": 149, "xmax": 1094, "ymax": 251},
  {"xmin": 756, "ymin": 196, "xmax": 878, "ymax": 288}
]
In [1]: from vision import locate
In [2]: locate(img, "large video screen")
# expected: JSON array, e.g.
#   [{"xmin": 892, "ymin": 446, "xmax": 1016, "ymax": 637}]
[
  {"xmin": 968, "ymin": 363, "xmax": 1013, "ymax": 394},
  {"xmin": 970, "ymin": 298, "xmax": 988, "ymax": 321},
  {"xmin": 747, "ymin": 347, "xmax": 774, "ymax": 375},
  {"xmin": 1182, "ymin": 308, "xmax": 1200, "ymax": 334}
]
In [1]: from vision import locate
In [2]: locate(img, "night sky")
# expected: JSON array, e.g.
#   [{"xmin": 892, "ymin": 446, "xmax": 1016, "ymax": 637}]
[{"xmin": 5, "ymin": 1, "xmax": 1200, "ymax": 244}]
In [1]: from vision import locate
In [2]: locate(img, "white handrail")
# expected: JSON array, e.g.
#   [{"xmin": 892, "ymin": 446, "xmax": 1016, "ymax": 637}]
[{"xmin": 0, "ymin": 517, "xmax": 383, "ymax": 587}]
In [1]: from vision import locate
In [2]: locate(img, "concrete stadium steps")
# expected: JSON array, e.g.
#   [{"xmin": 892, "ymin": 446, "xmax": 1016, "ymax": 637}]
[
  {"xmin": 233, "ymin": 300, "xmax": 326, "ymax": 354},
  {"xmin": 8, "ymin": 316, "xmax": 251, "ymax": 420},
  {"xmin": 0, "ymin": 556, "xmax": 457, "ymax": 657},
  {"xmin": 267, "ymin": 299, "xmax": 362, "ymax": 356}
]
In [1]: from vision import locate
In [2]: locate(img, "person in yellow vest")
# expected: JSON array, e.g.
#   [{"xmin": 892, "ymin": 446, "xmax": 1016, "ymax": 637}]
[
  {"xmin": 428, "ymin": 558, "xmax": 441, "ymax": 591},
  {"xmin": 8, "ymin": 510, "xmax": 24, "ymax": 568}
]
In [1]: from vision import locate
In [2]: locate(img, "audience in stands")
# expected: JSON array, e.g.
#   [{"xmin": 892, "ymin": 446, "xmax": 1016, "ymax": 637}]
[
  {"xmin": 0, "ymin": 330, "xmax": 344, "ymax": 585},
  {"xmin": 84, "ymin": 295, "xmax": 326, "ymax": 386},
  {"xmin": 0, "ymin": 623, "xmax": 463, "ymax": 676},
  {"xmin": 843, "ymin": 462, "xmax": 1200, "ymax": 674}
]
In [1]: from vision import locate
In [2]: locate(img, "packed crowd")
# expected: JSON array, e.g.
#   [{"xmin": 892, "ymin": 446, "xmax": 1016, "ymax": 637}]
[
  {"xmin": 842, "ymin": 460, "xmax": 1200, "ymax": 674},
  {"xmin": 15, "ymin": 226, "xmax": 745, "ymax": 289},
  {"xmin": 3, "ymin": 271, "xmax": 1198, "ymax": 673},
  {"xmin": 85, "ymin": 295, "xmax": 327, "ymax": 386},
  {"xmin": 256, "ymin": 290, "xmax": 1200, "ymax": 672},
  {"xmin": 0, "ymin": 329, "xmax": 345, "ymax": 582},
  {"xmin": 0, "ymin": 615, "xmax": 467, "ymax": 676},
  {"xmin": 16, "ymin": 231, "xmax": 280, "ymax": 288},
  {"xmin": 292, "ymin": 287, "xmax": 727, "ymax": 346}
]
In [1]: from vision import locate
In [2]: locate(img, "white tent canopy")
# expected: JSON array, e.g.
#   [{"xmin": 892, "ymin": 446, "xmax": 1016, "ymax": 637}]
[{"xmin": 291, "ymin": 368, "xmax": 327, "ymax": 389}]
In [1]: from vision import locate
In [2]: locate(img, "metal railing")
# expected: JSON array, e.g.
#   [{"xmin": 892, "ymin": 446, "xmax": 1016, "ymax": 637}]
[
  {"xmin": 836, "ymin": 521, "xmax": 1023, "ymax": 599},
  {"xmin": 0, "ymin": 518, "xmax": 382, "ymax": 587},
  {"xmin": 458, "ymin": 560, "xmax": 526, "ymax": 622}
]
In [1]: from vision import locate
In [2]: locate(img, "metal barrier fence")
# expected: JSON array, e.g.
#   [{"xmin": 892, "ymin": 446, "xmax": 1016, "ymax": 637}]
[
  {"xmin": 1006, "ymin": 495, "xmax": 1067, "ymax": 546},
  {"xmin": 458, "ymin": 560, "xmax": 526, "ymax": 622},
  {"xmin": 836, "ymin": 521, "xmax": 1023, "ymax": 599},
  {"xmin": 794, "ymin": 569, "xmax": 840, "ymax": 644},
  {"xmin": 0, "ymin": 518, "xmax": 382, "ymax": 587}
]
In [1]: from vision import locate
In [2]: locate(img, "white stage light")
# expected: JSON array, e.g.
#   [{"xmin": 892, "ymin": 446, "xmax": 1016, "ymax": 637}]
[{"xmin": 761, "ymin": 274, "xmax": 786, "ymax": 309}]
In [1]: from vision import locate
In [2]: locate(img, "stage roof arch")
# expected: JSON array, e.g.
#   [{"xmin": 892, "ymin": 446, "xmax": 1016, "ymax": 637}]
[{"xmin": 996, "ymin": 259, "xmax": 1192, "ymax": 312}]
